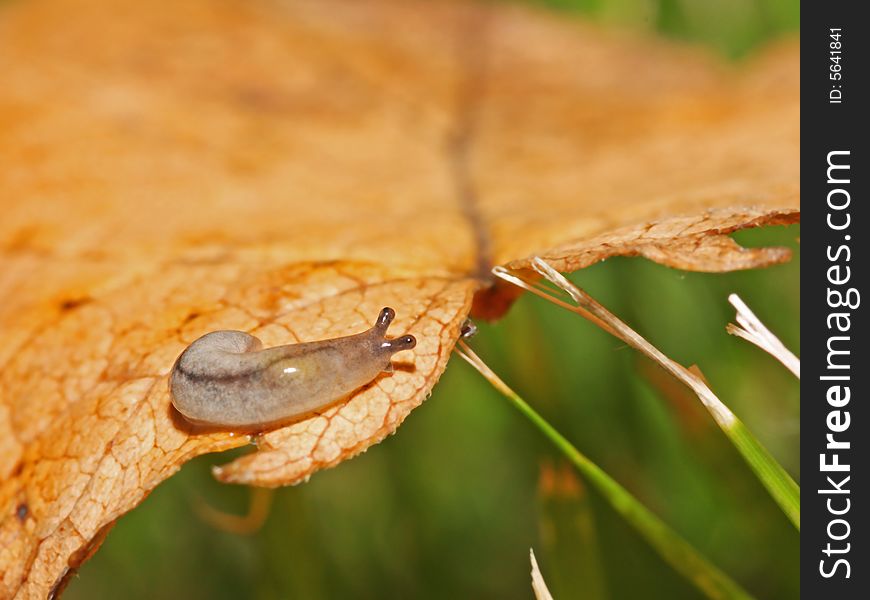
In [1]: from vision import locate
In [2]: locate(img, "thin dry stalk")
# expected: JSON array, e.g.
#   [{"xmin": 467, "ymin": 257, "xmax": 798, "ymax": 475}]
[
  {"xmin": 492, "ymin": 257, "xmax": 800, "ymax": 530},
  {"xmin": 194, "ymin": 486, "xmax": 275, "ymax": 535},
  {"xmin": 530, "ymin": 549, "xmax": 555, "ymax": 600},
  {"xmin": 727, "ymin": 293, "xmax": 800, "ymax": 378},
  {"xmin": 494, "ymin": 259, "xmax": 735, "ymax": 427}
]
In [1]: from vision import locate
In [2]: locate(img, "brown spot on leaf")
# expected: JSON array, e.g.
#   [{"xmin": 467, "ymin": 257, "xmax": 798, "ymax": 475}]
[
  {"xmin": 59, "ymin": 297, "xmax": 91, "ymax": 312},
  {"xmin": 471, "ymin": 278, "xmax": 528, "ymax": 321},
  {"xmin": 181, "ymin": 311, "xmax": 200, "ymax": 325}
]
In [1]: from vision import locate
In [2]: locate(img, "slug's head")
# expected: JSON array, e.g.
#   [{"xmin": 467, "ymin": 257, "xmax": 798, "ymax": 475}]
[{"xmin": 374, "ymin": 307, "xmax": 416, "ymax": 354}]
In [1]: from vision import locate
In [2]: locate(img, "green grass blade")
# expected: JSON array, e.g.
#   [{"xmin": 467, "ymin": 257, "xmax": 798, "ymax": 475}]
[
  {"xmin": 457, "ymin": 342, "xmax": 755, "ymax": 600},
  {"xmin": 727, "ymin": 419, "xmax": 801, "ymax": 529},
  {"xmin": 493, "ymin": 261, "xmax": 801, "ymax": 531}
]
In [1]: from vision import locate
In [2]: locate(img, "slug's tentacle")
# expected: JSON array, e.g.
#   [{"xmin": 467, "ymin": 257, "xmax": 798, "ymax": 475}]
[
  {"xmin": 374, "ymin": 307, "xmax": 416, "ymax": 352},
  {"xmin": 169, "ymin": 307, "xmax": 416, "ymax": 429},
  {"xmin": 375, "ymin": 306, "xmax": 396, "ymax": 330}
]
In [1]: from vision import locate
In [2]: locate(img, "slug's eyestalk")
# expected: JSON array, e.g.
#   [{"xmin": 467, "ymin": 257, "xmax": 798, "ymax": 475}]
[
  {"xmin": 383, "ymin": 334, "xmax": 417, "ymax": 352},
  {"xmin": 374, "ymin": 307, "xmax": 416, "ymax": 352},
  {"xmin": 376, "ymin": 307, "xmax": 396, "ymax": 330}
]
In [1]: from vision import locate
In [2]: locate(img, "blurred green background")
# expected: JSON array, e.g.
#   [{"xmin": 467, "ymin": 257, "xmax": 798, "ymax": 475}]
[{"xmin": 67, "ymin": 1, "xmax": 800, "ymax": 598}]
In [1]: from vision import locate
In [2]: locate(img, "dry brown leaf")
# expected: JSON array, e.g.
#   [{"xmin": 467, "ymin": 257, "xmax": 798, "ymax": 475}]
[{"xmin": 0, "ymin": 0, "xmax": 798, "ymax": 596}]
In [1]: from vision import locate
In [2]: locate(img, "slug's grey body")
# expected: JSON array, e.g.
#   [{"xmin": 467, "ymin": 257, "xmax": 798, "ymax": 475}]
[{"xmin": 170, "ymin": 307, "xmax": 416, "ymax": 429}]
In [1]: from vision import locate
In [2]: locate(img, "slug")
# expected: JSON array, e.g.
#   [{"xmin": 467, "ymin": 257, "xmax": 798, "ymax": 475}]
[{"xmin": 170, "ymin": 307, "xmax": 416, "ymax": 429}]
